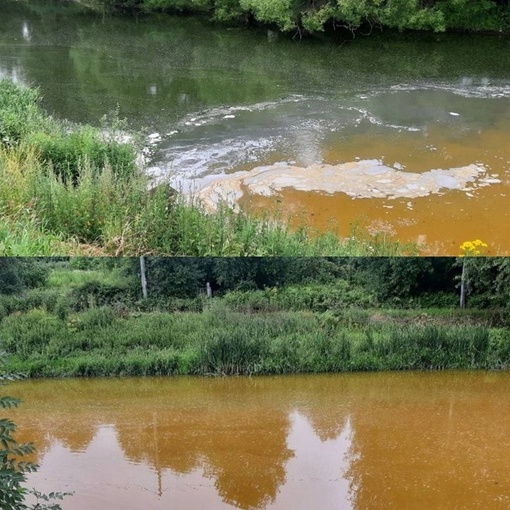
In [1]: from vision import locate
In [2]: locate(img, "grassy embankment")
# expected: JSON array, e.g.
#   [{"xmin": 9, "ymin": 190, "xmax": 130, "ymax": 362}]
[
  {"xmin": 2, "ymin": 266, "xmax": 509, "ymax": 377},
  {"xmin": 0, "ymin": 80, "xmax": 413, "ymax": 257}
]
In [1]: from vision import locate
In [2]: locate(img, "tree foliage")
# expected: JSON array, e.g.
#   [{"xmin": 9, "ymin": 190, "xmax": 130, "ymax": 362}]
[
  {"xmin": 83, "ymin": 0, "xmax": 510, "ymax": 34},
  {"xmin": 138, "ymin": 257, "xmax": 510, "ymax": 310},
  {"xmin": 1, "ymin": 258, "xmax": 509, "ymax": 310},
  {"xmin": 459, "ymin": 258, "xmax": 510, "ymax": 308},
  {"xmin": 0, "ymin": 260, "xmax": 48, "ymax": 296}
]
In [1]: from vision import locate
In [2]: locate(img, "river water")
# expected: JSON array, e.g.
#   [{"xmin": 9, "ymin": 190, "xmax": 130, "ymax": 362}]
[
  {"xmin": 2, "ymin": 1, "xmax": 510, "ymax": 253},
  {"xmin": 8, "ymin": 372, "xmax": 510, "ymax": 509}
]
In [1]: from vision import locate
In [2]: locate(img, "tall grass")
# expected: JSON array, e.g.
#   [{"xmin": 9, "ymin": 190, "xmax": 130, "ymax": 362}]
[
  {"xmin": 0, "ymin": 81, "xmax": 44, "ymax": 145},
  {"xmin": 0, "ymin": 145, "xmax": 414, "ymax": 256},
  {"xmin": 0, "ymin": 214, "xmax": 64, "ymax": 256},
  {"xmin": 1, "ymin": 299, "xmax": 507, "ymax": 378},
  {"xmin": 0, "ymin": 80, "xmax": 416, "ymax": 256}
]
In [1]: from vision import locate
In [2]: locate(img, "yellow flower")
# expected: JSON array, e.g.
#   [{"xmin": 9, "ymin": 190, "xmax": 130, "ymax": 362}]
[{"xmin": 459, "ymin": 239, "xmax": 488, "ymax": 256}]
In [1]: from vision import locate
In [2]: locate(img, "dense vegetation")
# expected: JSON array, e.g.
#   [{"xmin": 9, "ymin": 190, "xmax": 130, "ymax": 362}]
[
  {"xmin": 1, "ymin": 258, "xmax": 509, "ymax": 377},
  {"xmin": 81, "ymin": 0, "xmax": 510, "ymax": 35},
  {"xmin": 0, "ymin": 81, "xmax": 411, "ymax": 257}
]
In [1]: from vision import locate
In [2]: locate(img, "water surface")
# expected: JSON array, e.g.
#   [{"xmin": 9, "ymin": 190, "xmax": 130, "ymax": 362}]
[
  {"xmin": 2, "ymin": 1, "xmax": 510, "ymax": 253},
  {"xmin": 9, "ymin": 372, "xmax": 510, "ymax": 509}
]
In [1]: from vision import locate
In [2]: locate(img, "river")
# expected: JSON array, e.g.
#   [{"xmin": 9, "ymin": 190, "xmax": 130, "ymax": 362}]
[
  {"xmin": 2, "ymin": 1, "xmax": 510, "ymax": 254},
  {"xmin": 8, "ymin": 372, "xmax": 510, "ymax": 509}
]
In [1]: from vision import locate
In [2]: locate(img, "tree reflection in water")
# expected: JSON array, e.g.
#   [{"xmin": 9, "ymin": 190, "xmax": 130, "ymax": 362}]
[{"xmin": 9, "ymin": 373, "xmax": 510, "ymax": 509}]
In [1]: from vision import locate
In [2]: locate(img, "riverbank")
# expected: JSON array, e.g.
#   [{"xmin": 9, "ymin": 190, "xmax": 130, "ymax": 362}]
[
  {"xmin": 2, "ymin": 259, "xmax": 509, "ymax": 377},
  {"xmin": 4, "ymin": 3, "xmax": 510, "ymax": 255},
  {"xmin": 5, "ymin": 304, "xmax": 508, "ymax": 378},
  {"xmin": 76, "ymin": 0, "xmax": 510, "ymax": 36},
  {"xmin": 0, "ymin": 81, "xmax": 410, "ymax": 256}
]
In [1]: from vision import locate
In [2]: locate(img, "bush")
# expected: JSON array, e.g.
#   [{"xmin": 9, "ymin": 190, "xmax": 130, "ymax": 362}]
[
  {"xmin": 69, "ymin": 280, "xmax": 137, "ymax": 311},
  {"xmin": 223, "ymin": 282, "xmax": 376, "ymax": 313},
  {"xmin": 77, "ymin": 306, "xmax": 118, "ymax": 330},
  {"xmin": 0, "ymin": 80, "xmax": 44, "ymax": 146},
  {"xmin": 417, "ymin": 291, "xmax": 458, "ymax": 308},
  {"xmin": 12, "ymin": 288, "xmax": 60, "ymax": 314},
  {"xmin": 29, "ymin": 128, "xmax": 136, "ymax": 183},
  {"xmin": 488, "ymin": 328, "xmax": 510, "ymax": 367}
]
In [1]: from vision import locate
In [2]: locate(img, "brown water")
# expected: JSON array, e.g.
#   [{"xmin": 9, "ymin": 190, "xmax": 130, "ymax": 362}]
[
  {"xmin": 235, "ymin": 124, "xmax": 510, "ymax": 255},
  {"xmin": 8, "ymin": 373, "xmax": 510, "ymax": 509}
]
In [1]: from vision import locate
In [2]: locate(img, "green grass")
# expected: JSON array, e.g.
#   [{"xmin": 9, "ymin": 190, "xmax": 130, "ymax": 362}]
[
  {"xmin": 46, "ymin": 268, "xmax": 128, "ymax": 289},
  {"xmin": 1, "ymin": 266, "xmax": 508, "ymax": 378},
  {"xmin": 0, "ymin": 80, "xmax": 417, "ymax": 256},
  {"xmin": 0, "ymin": 213, "xmax": 65, "ymax": 256},
  {"xmin": 2, "ymin": 297, "xmax": 508, "ymax": 378}
]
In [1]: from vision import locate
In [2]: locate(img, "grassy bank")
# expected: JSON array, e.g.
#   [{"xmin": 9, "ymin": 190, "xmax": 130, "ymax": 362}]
[
  {"xmin": 0, "ymin": 80, "xmax": 412, "ymax": 256},
  {"xmin": 3, "ymin": 301, "xmax": 509, "ymax": 377},
  {"xmin": 1, "ymin": 263, "xmax": 509, "ymax": 377}
]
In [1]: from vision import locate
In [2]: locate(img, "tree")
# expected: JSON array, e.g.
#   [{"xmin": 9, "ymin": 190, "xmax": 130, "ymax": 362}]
[
  {"xmin": 145, "ymin": 258, "xmax": 208, "ymax": 298},
  {"xmin": 0, "ymin": 260, "xmax": 49, "ymax": 296},
  {"xmin": 75, "ymin": 0, "xmax": 510, "ymax": 34},
  {"xmin": 457, "ymin": 258, "xmax": 510, "ymax": 308},
  {"xmin": 0, "ymin": 260, "xmax": 22, "ymax": 295}
]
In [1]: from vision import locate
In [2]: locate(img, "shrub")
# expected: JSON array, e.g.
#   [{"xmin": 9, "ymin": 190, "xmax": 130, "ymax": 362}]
[
  {"xmin": 488, "ymin": 328, "xmax": 510, "ymax": 367},
  {"xmin": 29, "ymin": 128, "xmax": 136, "ymax": 183},
  {"xmin": 0, "ymin": 80, "xmax": 44, "ymax": 146},
  {"xmin": 69, "ymin": 280, "xmax": 136, "ymax": 311},
  {"xmin": 77, "ymin": 306, "xmax": 117, "ymax": 330},
  {"xmin": 222, "ymin": 283, "xmax": 376, "ymax": 313}
]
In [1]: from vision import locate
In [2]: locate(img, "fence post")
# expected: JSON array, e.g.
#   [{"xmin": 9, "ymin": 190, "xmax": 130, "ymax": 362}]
[{"xmin": 140, "ymin": 256, "xmax": 148, "ymax": 300}]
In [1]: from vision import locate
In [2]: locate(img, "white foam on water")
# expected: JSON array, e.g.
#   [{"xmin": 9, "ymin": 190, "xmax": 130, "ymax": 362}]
[
  {"xmin": 344, "ymin": 106, "xmax": 421, "ymax": 131},
  {"xmin": 388, "ymin": 82, "xmax": 510, "ymax": 99},
  {"xmin": 195, "ymin": 160, "xmax": 493, "ymax": 211},
  {"xmin": 146, "ymin": 84, "xmax": 507, "ymax": 185},
  {"xmin": 366, "ymin": 115, "xmax": 421, "ymax": 132},
  {"xmin": 157, "ymin": 136, "xmax": 281, "ymax": 179},
  {"xmin": 176, "ymin": 95, "xmax": 309, "ymax": 130}
]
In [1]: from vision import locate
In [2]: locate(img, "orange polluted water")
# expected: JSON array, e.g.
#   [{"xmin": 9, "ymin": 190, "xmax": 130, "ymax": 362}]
[
  {"xmin": 231, "ymin": 125, "xmax": 510, "ymax": 255},
  {"xmin": 9, "ymin": 373, "xmax": 510, "ymax": 510}
]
